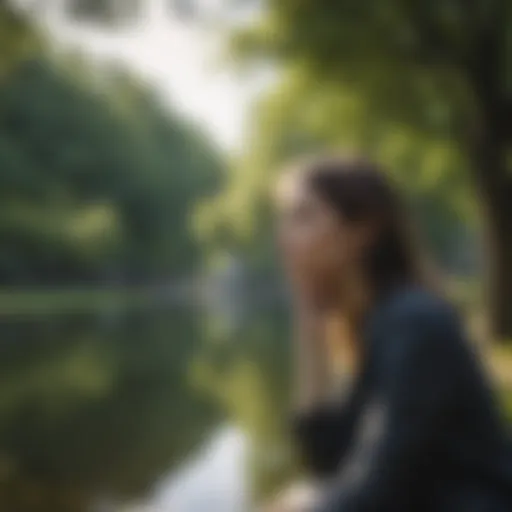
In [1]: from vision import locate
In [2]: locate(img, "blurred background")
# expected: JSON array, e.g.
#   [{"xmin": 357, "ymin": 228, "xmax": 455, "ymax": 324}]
[{"xmin": 0, "ymin": 1, "xmax": 510, "ymax": 511}]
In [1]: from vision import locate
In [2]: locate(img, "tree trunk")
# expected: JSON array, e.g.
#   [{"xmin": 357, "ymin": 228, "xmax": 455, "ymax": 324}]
[
  {"xmin": 485, "ymin": 202, "xmax": 512, "ymax": 341},
  {"xmin": 464, "ymin": 0, "xmax": 512, "ymax": 340},
  {"xmin": 467, "ymin": 93, "xmax": 512, "ymax": 341},
  {"xmin": 470, "ymin": 116, "xmax": 512, "ymax": 341}
]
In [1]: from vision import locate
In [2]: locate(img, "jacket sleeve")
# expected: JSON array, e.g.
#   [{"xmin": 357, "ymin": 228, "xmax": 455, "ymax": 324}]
[
  {"xmin": 316, "ymin": 299, "xmax": 463, "ymax": 511},
  {"xmin": 292, "ymin": 402, "xmax": 355, "ymax": 478}
]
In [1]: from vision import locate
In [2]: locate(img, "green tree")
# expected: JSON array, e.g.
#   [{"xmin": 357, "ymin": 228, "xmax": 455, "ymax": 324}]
[
  {"xmin": 0, "ymin": 2, "xmax": 39, "ymax": 77},
  {"xmin": 201, "ymin": 69, "xmax": 476, "ymax": 287},
  {"xmin": 0, "ymin": 57, "xmax": 223, "ymax": 284},
  {"xmin": 230, "ymin": 0, "xmax": 511, "ymax": 338}
]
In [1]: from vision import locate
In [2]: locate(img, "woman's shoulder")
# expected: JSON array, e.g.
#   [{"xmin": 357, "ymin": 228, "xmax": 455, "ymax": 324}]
[
  {"xmin": 366, "ymin": 286, "xmax": 468, "ymax": 384},
  {"xmin": 378, "ymin": 284, "xmax": 458, "ymax": 327},
  {"xmin": 367, "ymin": 285, "xmax": 463, "ymax": 353}
]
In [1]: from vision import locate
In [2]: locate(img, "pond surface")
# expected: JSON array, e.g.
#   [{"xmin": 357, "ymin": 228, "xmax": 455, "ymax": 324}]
[{"xmin": 0, "ymin": 299, "xmax": 295, "ymax": 511}]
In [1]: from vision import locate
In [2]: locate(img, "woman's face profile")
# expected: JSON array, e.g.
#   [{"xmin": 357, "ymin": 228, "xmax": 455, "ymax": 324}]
[{"xmin": 275, "ymin": 173, "xmax": 363, "ymax": 305}]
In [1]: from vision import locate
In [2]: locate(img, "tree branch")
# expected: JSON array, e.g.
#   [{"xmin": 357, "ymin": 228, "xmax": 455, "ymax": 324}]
[{"xmin": 403, "ymin": 3, "xmax": 465, "ymax": 69}]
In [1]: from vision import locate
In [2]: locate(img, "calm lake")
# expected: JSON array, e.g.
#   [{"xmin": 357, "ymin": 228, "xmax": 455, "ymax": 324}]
[{"xmin": 0, "ymin": 298, "xmax": 295, "ymax": 512}]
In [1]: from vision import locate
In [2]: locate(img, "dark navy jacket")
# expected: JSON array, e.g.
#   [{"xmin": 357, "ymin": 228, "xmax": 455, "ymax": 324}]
[{"xmin": 293, "ymin": 287, "xmax": 512, "ymax": 511}]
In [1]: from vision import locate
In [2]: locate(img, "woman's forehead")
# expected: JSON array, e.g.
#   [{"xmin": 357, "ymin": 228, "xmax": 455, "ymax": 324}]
[{"xmin": 276, "ymin": 170, "xmax": 310, "ymax": 205}]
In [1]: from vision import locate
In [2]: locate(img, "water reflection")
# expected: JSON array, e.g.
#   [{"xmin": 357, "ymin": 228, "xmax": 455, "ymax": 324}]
[
  {"xmin": 0, "ymin": 300, "xmax": 293, "ymax": 511},
  {"xmin": 148, "ymin": 426, "xmax": 248, "ymax": 512}
]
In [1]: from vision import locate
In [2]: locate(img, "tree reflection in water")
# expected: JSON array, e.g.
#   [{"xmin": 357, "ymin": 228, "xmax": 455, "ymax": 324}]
[{"xmin": 0, "ymin": 300, "xmax": 294, "ymax": 511}]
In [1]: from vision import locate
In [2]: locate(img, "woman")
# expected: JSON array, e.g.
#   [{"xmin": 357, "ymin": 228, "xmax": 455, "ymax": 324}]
[{"xmin": 270, "ymin": 155, "xmax": 512, "ymax": 511}]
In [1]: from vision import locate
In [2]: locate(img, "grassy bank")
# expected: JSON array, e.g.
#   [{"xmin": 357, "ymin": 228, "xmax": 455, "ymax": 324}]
[
  {"xmin": 490, "ymin": 345, "xmax": 512, "ymax": 422},
  {"xmin": 0, "ymin": 288, "xmax": 155, "ymax": 315}
]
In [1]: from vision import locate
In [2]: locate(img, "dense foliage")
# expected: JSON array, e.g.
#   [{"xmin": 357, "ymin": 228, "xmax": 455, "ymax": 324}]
[
  {"xmin": 217, "ymin": 0, "xmax": 511, "ymax": 338},
  {"xmin": 0, "ymin": 56, "xmax": 223, "ymax": 285}
]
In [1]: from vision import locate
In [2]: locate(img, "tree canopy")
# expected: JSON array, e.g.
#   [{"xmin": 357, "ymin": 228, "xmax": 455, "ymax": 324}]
[
  {"xmin": 0, "ymin": 52, "xmax": 223, "ymax": 285},
  {"xmin": 206, "ymin": 0, "xmax": 511, "ymax": 337}
]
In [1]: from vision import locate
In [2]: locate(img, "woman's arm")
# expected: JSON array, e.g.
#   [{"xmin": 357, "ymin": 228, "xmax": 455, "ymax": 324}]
[
  {"xmin": 294, "ymin": 302, "xmax": 329, "ymax": 411},
  {"xmin": 291, "ymin": 303, "xmax": 356, "ymax": 477},
  {"xmin": 315, "ymin": 297, "xmax": 462, "ymax": 512}
]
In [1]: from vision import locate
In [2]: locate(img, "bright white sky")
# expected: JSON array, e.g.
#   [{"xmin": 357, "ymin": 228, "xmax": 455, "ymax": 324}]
[{"xmin": 27, "ymin": 0, "xmax": 267, "ymax": 151}]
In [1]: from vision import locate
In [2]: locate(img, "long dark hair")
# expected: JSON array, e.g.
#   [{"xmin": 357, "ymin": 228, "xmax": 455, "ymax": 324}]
[{"xmin": 299, "ymin": 154, "xmax": 433, "ymax": 298}]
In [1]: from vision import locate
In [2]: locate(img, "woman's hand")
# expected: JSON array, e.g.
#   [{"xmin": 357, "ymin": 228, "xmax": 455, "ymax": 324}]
[
  {"xmin": 293, "ymin": 296, "xmax": 330, "ymax": 411},
  {"xmin": 260, "ymin": 482, "xmax": 321, "ymax": 512}
]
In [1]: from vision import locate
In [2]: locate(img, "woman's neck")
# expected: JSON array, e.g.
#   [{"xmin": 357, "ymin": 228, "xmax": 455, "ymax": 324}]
[
  {"xmin": 324, "ymin": 269, "xmax": 373, "ymax": 378},
  {"xmin": 336, "ymin": 266, "xmax": 373, "ymax": 328}
]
